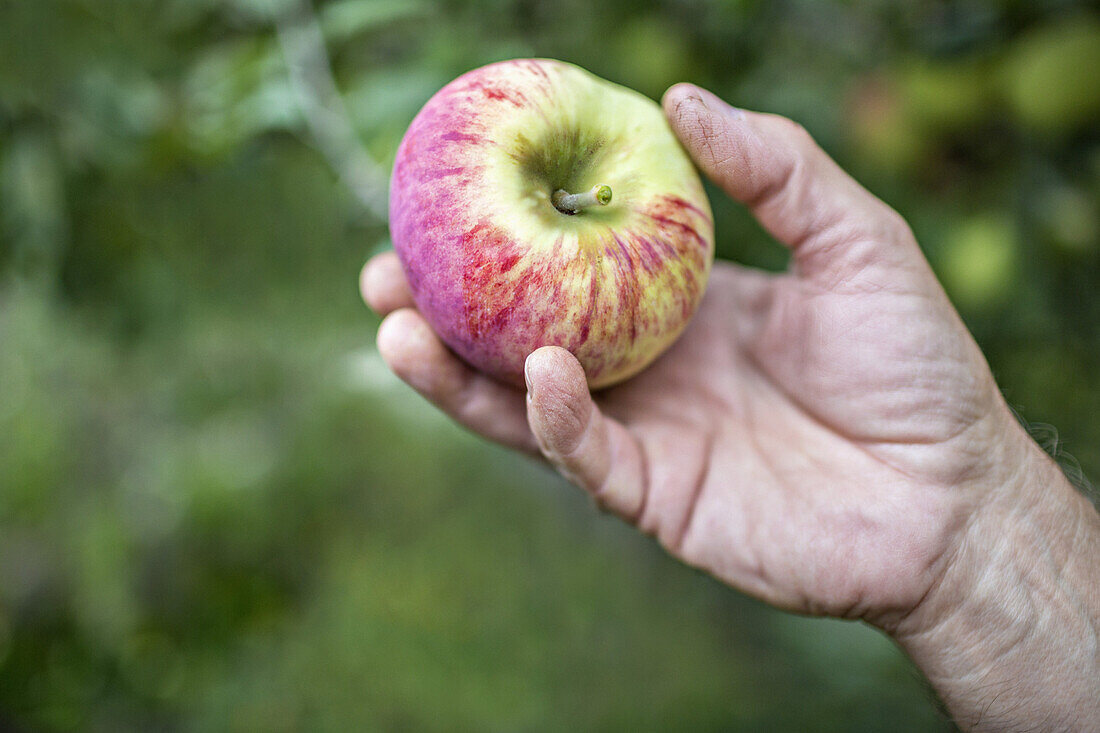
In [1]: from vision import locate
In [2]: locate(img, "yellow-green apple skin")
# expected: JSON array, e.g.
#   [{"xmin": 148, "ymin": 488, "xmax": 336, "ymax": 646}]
[{"xmin": 389, "ymin": 59, "xmax": 714, "ymax": 389}]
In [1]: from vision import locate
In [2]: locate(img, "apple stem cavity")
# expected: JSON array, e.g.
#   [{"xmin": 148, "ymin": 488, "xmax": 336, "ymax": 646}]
[{"xmin": 552, "ymin": 184, "xmax": 612, "ymax": 215}]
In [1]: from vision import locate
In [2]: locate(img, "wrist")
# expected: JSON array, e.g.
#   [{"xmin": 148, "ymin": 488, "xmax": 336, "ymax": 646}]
[{"xmin": 893, "ymin": 419, "xmax": 1100, "ymax": 730}]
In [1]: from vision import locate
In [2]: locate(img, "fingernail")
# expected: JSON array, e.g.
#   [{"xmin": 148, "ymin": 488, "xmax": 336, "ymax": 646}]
[
  {"xmin": 360, "ymin": 261, "xmax": 378, "ymax": 308},
  {"xmin": 524, "ymin": 353, "xmax": 534, "ymax": 392}
]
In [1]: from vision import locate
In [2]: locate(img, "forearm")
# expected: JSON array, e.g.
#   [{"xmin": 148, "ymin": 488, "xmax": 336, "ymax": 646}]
[{"xmin": 896, "ymin": 432, "xmax": 1100, "ymax": 731}]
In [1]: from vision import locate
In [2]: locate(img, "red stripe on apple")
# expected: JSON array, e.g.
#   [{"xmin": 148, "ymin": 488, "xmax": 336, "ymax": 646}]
[{"xmin": 389, "ymin": 59, "xmax": 714, "ymax": 389}]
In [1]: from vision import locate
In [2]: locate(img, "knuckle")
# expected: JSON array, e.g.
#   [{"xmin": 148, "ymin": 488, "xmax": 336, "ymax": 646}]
[
  {"xmin": 785, "ymin": 118, "xmax": 809, "ymax": 137},
  {"xmin": 768, "ymin": 113, "xmax": 813, "ymax": 146},
  {"xmin": 876, "ymin": 206, "xmax": 916, "ymax": 245}
]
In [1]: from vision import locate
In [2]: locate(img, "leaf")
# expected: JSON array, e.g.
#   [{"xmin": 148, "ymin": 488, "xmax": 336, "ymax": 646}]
[
  {"xmin": 0, "ymin": 129, "xmax": 67, "ymax": 274},
  {"xmin": 182, "ymin": 37, "xmax": 300, "ymax": 155},
  {"xmin": 343, "ymin": 68, "xmax": 446, "ymax": 133},
  {"xmin": 319, "ymin": 0, "xmax": 433, "ymax": 43}
]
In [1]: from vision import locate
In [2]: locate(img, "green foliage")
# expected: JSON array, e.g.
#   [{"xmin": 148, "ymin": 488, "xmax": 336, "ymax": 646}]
[
  {"xmin": 1, "ymin": 0, "xmax": 1098, "ymax": 729},
  {"xmin": 1000, "ymin": 14, "xmax": 1100, "ymax": 136},
  {"xmin": 940, "ymin": 214, "xmax": 1019, "ymax": 311}
]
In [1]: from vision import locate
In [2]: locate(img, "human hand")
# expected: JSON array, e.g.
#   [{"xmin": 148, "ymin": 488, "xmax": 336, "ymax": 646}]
[
  {"xmin": 363, "ymin": 83, "xmax": 1099, "ymax": 729},
  {"xmin": 364, "ymin": 83, "xmax": 1012, "ymax": 624}
]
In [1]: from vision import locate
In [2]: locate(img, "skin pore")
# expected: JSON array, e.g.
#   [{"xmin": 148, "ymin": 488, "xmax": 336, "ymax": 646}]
[{"xmin": 362, "ymin": 83, "xmax": 1100, "ymax": 731}]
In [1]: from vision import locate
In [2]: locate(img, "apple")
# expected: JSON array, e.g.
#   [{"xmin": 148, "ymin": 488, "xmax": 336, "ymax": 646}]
[{"xmin": 388, "ymin": 58, "xmax": 714, "ymax": 389}]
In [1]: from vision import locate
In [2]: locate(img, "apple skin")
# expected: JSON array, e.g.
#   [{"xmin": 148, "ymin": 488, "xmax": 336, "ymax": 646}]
[{"xmin": 388, "ymin": 59, "xmax": 714, "ymax": 389}]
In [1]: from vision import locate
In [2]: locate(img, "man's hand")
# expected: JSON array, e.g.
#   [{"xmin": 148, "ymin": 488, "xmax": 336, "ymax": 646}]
[{"xmin": 362, "ymin": 84, "xmax": 1100, "ymax": 730}]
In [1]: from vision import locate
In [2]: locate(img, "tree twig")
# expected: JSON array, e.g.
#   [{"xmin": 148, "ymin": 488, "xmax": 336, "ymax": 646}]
[{"xmin": 274, "ymin": 0, "xmax": 389, "ymax": 221}]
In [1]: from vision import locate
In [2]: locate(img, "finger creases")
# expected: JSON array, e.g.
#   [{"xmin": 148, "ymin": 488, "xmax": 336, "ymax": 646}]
[
  {"xmin": 376, "ymin": 308, "xmax": 537, "ymax": 453},
  {"xmin": 524, "ymin": 347, "xmax": 646, "ymax": 520}
]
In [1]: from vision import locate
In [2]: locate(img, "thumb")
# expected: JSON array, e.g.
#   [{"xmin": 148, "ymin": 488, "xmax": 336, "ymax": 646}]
[
  {"xmin": 663, "ymin": 83, "xmax": 922, "ymax": 282},
  {"xmin": 524, "ymin": 347, "xmax": 647, "ymax": 520}
]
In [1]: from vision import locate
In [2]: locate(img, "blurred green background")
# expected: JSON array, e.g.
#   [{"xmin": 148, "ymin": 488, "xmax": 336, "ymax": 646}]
[{"xmin": 1, "ymin": 0, "xmax": 1098, "ymax": 730}]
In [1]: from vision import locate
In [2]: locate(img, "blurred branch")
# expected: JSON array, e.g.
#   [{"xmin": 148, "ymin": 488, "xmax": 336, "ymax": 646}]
[{"xmin": 275, "ymin": 0, "xmax": 389, "ymax": 221}]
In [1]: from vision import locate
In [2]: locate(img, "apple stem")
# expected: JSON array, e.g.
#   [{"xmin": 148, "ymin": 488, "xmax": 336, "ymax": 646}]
[{"xmin": 552, "ymin": 184, "xmax": 612, "ymax": 214}]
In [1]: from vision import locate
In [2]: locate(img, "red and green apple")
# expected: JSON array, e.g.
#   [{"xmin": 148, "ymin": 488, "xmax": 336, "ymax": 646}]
[{"xmin": 388, "ymin": 59, "xmax": 714, "ymax": 389}]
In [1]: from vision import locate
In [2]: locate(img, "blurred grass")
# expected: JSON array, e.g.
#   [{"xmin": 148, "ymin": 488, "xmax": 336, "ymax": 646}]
[{"xmin": 1, "ymin": 0, "xmax": 1098, "ymax": 730}]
